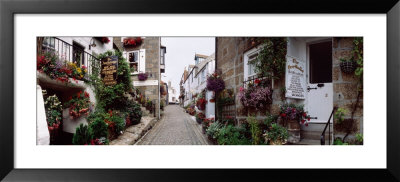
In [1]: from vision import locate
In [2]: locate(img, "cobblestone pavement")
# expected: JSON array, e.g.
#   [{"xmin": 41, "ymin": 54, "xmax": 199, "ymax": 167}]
[{"xmin": 137, "ymin": 105, "xmax": 211, "ymax": 145}]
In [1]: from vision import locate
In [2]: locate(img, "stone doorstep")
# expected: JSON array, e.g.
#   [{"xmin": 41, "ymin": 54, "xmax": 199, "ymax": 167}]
[{"xmin": 110, "ymin": 116, "xmax": 158, "ymax": 145}]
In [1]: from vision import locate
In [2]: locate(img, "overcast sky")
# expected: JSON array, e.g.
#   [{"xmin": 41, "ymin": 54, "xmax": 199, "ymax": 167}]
[{"xmin": 161, "ymin": 37, "xmax": 215, "ymax": 96}]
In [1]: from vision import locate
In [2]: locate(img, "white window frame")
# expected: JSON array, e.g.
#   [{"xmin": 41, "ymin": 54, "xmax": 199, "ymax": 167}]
[
  {"xmin": 126, "ymin": 50, "xmax": 140, "ymax": 75},
  {"xmin": 243, "ymin": 47, "xmax": 260, "ymax": 83}
]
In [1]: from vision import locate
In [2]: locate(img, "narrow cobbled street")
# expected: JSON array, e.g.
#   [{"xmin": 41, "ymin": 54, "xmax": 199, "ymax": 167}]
[{"xmin": 137, "ymin": 105, "xmax": 210, "ymax": 145}]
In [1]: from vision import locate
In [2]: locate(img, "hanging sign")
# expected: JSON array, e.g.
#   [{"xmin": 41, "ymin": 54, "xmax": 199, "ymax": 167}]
[
  {"xmin": 285, "ymin": 55, "xmax": 306, "ymax": 99},
  {"xmin": 101, "ymin": 55, "xmax": 118, "ymax": 86}
]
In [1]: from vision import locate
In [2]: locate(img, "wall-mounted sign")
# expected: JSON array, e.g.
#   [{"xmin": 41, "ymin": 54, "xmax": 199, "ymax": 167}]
[
  {"xmin": 101, "ymin": 55, "xmax": 118, "ymax": 86},
  {"xmin": 133, "ymin": 80, "xmax": 159, "ymax": 86},
  {"xmin": 285, "ymin": 55, "xmax": 306, "ymax": 99}
]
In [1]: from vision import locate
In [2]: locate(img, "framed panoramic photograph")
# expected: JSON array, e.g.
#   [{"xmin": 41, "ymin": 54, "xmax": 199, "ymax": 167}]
[{"xmin": 1, "ymin": 0, "xmax": 400, "ymax": 181}]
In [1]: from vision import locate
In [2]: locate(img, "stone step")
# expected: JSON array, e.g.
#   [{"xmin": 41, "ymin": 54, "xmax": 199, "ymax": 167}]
[
  {"xmin": 301, "ymin": 130, "xmax": 333, "ymax": 141},
  {"xmin": 297, "ymin": 139, "xmax": 332, "ymax": 145}
]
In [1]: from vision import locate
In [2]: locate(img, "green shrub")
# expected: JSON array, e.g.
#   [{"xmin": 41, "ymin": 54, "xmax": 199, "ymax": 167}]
[
  {"xmin": 72, "ymin": 124, "xmax": 93, "ymax": 145},
  {"xmin": 123, "ymin": 99, "xmax": 142, "ymax": 125},
  {"xmin": 333, "ymin": 137, "xmax": 349, "ymax": 145},
  {"xmin": 217, "ymin": 124, "xmax": 250, "ymax": 145},
  {"xmin": 107, "ymin": 112, "xmax": 126, "ymax": 135}
]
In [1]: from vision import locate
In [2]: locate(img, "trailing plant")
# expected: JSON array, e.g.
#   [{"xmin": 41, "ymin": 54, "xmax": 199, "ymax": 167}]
[
  {"xmin": 238, "ymin": 85, "xmax": 272, "ymax": 109},
  {"xmin": 206, "ymin": 71, "xmax": 225, "ymax": 93},
  {"xmin": 334, "ymin": 107, "xmax": 348, "ymax": 124},
  {"xmin": 72, "ymin": 124, "xmax": 93, "ymax": 145},
  {"xmin": 247, "ymin": 116, "xmax": 261, "ymax": 145},
  {"xmin": 353, "ymin": 37, "xmax": 363, "ymax": 80},
  {"xmin": 263, "ymin": 123, "xmax": 288, "ymax": 145},
  {"xmin": 64, "ymin": 91, "xmax": 92, "ymax": 119},
  {"xmin": 279, "ymin": 103, "xmax": 310, "ymax": 126},
  {"xmin": 43, "ymin": 91, "xmax": 63, "ymax": 130},
  {"xmin": 252, "ymin": 38, "xmax": 288, "ymax": 80}
]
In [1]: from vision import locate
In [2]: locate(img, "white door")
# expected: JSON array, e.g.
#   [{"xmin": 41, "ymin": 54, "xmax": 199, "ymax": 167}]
[{"xmin": 307, "ymin": 41, "xmax": 333, "ymax": 123}]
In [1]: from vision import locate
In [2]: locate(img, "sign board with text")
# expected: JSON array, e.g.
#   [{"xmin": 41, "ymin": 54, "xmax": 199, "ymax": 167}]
[
  {"xmin": 101, "ymin": 56, "xmax": 118, "ymax": 86},
  {"xmin": 285, "ymin": 55, "xmax": 306, "ymax": 99}
]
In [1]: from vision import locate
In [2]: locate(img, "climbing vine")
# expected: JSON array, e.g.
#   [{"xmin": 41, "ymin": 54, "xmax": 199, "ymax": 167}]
[{"xmin": 251, "ymin": 38, "xmax": 288, "ymax": 80}]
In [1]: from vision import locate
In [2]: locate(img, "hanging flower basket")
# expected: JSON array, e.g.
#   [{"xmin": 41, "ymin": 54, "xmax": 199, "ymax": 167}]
[
  {"xmin": 340, "ymin": 59, "xmax": 356, "ymax": 74},
  {"xmin": 138, "ymin": 72, "xmax": 148, "ymax": 81},
  {"xmin": 123, "ymin": 37, "xmax": 143, "ymax": 47},
  {"xmin": 206, "ymin": 72, "xmax": 225, "ymax": 93}
]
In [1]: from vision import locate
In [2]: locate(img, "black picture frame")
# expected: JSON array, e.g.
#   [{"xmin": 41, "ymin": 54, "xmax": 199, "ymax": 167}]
[{"xmin": 1, "ymin": 0, "xmax": 399, "ymax": 181}]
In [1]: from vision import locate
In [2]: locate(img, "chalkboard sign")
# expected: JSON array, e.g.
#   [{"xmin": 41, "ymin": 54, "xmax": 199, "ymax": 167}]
[
  {"xmin": 285, "ymin": 55, "xmax": 306, "ymax": 99},
  {"xmin": 101, "ymin": 55, "xmax": 118, "ymax": 86}
]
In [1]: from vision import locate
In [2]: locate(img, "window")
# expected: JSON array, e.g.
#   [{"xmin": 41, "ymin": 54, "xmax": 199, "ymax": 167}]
[
  {"xmin": 244, "ymin": 48, "xmax": 259, "ymax": 82},
  {"xmin": 42, "ymin": 37, "xmax": 55, "ymax": 49},
  {"xmin": 125, "ymin": 49, "xmax": 145, "ymax": 74},
  {"xmin": 73, "ymin": 42, "xmax": 85, "ymax": 67},
  {"xmin": 160, "ymin": 47, "xmax": 166, "ymax": 65},
  {"xmin": 309, "ymin": 41, "xmax": 332, "ymax": 83},
  {"xmin": 128, "ymin": 51, "xmax": 139, "ymax": 73}
]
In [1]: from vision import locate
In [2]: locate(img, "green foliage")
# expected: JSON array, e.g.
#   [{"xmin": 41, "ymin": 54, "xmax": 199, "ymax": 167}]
[
  {"xmin": 206, "ymin": 122, "xmax": 222, "ymax": 139},
  {"xmin": 88, "ymin": 115, "xmax": 109, "ymax": 141},
  {"xmin": 107, "ymin": 112, "xmax": 126, "ymax": 135},
  {"xmin": 72, "ymin": 124, "xmax": 93, "ymax": 145},
  {"xmin": 353, "ymin": 37, "xmax": 363, "ymax": 79},
  {"xmin": 264, "ymin": 123, "xmax": 288, "ymax": 145},
  {"xmin": 355, "ymin": 133, "xmax": 363, "ymax": 145},
  {"xmin": 247, "ymin": 116, "xmax": 261, "ymax": 145},
  {"xmin": 216, "ymin": 124, "xmax": 250, "ymax": 145},
  {"xmin": 264, "ymin": 114, "xmax": 278, "ymax": 127},
  {"xmin": 252, "ymin": 38, "xmax": 288, "ymax": 80},
  {"xmin": 334, "ymin": 107, "xmax": 348, "ymax": 124},
  {"xmin": 333, "ymin": 137, "xmax": 349, "ymax": 145}
]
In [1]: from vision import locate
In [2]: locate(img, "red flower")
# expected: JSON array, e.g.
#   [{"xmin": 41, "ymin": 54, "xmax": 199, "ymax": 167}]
[
  {"xmin": 84, "ymin": 92, "xmax": 89, "ymax": 98},
  {"xmin": 303, "ymin": 113, "xmax": 307, "ymax": 117},
  {"xmin": 108, "ymin": 110, "xmax": 113, "ymax": 116},
  {"xmin": 281, "ymin": 113, "xmax": 286, "ymax": 117},
  {"xmin": 307, "ymin": 118, "xmax": 310, "ymax": 121},
  {"xmin": 301, "ymin": 120, "xmax": 305, "ymax": 124},
  {"xmin": 305, "ymin": 123, "xmax": 309, "ymax": 126},
  {"xmin": 254, "ymin": 79, "xmax": 260, "ymax": 84}
]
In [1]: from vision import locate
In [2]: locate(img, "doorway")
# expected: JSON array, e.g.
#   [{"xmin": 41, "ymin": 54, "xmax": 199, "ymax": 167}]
[{"xmin": 307, "ymin": 40, "xmax": 333, "ymax": 123}]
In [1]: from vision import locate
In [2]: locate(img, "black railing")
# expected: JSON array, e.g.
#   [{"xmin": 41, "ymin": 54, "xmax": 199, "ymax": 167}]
[
  {"xmin": 41, "ymin": 37, "xmax": 100, "ymax": 80},
  {"xmin": 243, "ymin": 75, "xmax": 272, "ymax": 88},
  {"xmin": 321, "ymin": 106, "xmax": 337, "ymax": 145}
]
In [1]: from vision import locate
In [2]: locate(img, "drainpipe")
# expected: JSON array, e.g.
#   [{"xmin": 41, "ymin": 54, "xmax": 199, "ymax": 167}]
[
  {"xmin": 158, "ymin": 37, "xmax": 161, "ymax": 120},
  {"xmin": 214, "ymin": 38, "xmax": 218, "ymax": 121}
]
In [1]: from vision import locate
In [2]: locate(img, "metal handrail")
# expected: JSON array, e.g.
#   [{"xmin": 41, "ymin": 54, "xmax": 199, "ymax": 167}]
[{"xmin": 321, "ymin": 106, "xmax": 337, "ymax": 145}]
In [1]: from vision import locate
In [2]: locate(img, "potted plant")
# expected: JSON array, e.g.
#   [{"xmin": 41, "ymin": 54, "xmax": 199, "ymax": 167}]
[
  {"xmin": 263, "ymin": 123, "xmax": 288, "ymax": 145},
  {"xmin": 340, "ymin": 58, "xmax": 356, "ymax": 74},
  {"xmin": 279, "ymin": 103, "xmax": 310, "ymax": 143},
  {"xmin": 196, "ymin": 98, "xmax": 207, "ymax": 110},
  {"xmin": 138, "ymin": 72, "xmax": 148, "ymax": 81},
  {"xmin": 43, "ymin": 92, "xmax": 63, "ymax": 144}
]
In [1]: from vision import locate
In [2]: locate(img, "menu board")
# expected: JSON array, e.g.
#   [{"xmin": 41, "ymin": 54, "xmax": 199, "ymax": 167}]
[
  {"xmin": 101, "ymin": 55, "xmax": 118, "ymax": 86},
  {"xmin": 285, "ymin": 56, "xmax": 306, "ymax": 99}
]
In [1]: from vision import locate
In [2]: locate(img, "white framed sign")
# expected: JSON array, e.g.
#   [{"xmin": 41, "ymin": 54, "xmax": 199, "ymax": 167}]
[
  {"xmin": 133, "ymin": 79, "xmax": 159, "ymax": 86},
  {"xmin": 285, "ymin": 55, "xmax": 306, "ymax": 99}
]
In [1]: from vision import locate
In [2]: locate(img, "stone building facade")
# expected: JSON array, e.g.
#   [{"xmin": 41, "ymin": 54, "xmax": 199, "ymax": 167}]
[
  {"xmin": 113, "ymin": 37, "xmax": 163, "ymax": 119},
  {"xmin": 215, "ymin": 37, "xmax": 363, "ymax": 144}
]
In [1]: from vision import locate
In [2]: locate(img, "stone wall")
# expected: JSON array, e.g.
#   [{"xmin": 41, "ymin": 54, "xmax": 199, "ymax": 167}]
[
  {"xmin": 332, "ymin": 37, "xmax": 363, "ymax": 139},
  {"xmin": 216, "ymin": 37, "xmax": 284, "ymax": 123},
  {"xmin": 113, "ymin": 37, "xmax": 161, "ymax": 118}
]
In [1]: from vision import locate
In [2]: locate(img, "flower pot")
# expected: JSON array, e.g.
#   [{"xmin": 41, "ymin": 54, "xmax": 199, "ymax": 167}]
[
  {"xmin": 340, "ymin": 60, "xmax": 356, "ymax": 74},
  {"xmin": 287, "ymin": 120, "xmax": 300, "ymax": 144},
  {"xmin": 209, "ymin": 99, "xmax": 215, "ymax": 103}
]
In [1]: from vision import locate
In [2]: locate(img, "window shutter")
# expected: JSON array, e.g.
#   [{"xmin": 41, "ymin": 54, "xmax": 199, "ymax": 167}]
[
  {"xmin": 139, "ymin": 49, "xmax": 146, "ymax": 73},
  {"xmin": 122, "ymin": 51, "xmax": 127, "ymax": 62}
]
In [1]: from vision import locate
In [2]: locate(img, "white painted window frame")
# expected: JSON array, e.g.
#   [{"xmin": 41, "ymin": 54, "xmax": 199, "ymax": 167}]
[{"xmin": 243, "ymin": 46, "xmax": 261, "ymax": 85}]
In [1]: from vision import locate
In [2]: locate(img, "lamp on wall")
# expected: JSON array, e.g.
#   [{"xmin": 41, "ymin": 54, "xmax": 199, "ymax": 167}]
[{"xmin": 89, "ymin": 38, "xmax": 96, "ymax": 50}]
